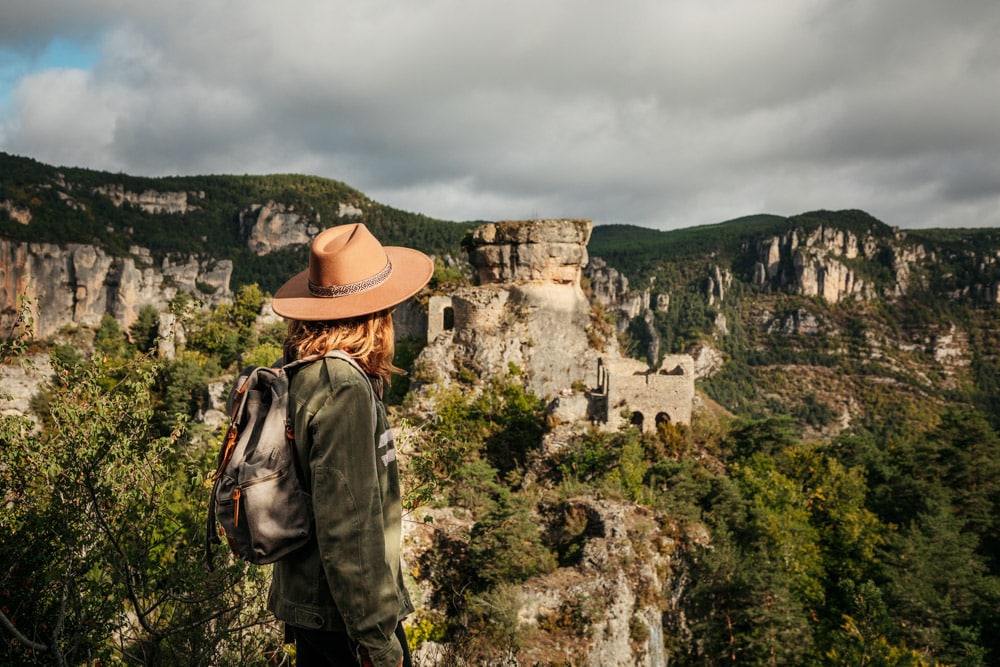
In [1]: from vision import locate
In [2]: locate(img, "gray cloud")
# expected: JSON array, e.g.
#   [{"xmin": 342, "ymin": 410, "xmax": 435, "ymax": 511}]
[{"xmin": 1, "ymin": 0, "xmax": 999, "ymax": 229}]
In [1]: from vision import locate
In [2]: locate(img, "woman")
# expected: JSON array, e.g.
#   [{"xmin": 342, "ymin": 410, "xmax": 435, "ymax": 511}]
[{"xmin": 268, "ymin": 223, "xmax": 433, "ymax": 667}]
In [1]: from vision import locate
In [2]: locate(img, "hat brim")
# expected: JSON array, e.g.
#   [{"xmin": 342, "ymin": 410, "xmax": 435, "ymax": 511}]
[{"xmin": 271, "ymin": 246, "xmax": 434, "ymax": 321}]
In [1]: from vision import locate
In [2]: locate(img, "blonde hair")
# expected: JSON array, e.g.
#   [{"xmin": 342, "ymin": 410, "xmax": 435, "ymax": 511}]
[{"xmin": 283, "ymin": 310, "xmax": 399, "ymax": 383}]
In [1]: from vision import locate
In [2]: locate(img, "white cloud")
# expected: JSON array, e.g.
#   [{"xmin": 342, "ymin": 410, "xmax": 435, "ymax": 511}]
[{"xmin": 1, "ymin": 0, "xmax": 999, "ymax": 230}]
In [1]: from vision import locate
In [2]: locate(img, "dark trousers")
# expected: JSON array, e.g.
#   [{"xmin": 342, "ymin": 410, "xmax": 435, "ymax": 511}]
[{"xmin": 292, "ymin": 622, "xmax": 411, "ymax": 667}]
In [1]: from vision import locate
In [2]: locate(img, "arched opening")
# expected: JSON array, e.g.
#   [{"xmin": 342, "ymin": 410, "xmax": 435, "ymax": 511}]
[
  {"xmin": 655, "ymin": 412, "xmax": 671, "ymax": 427},
  {"xmin": 443, "ymin": 306, "xmax": 455, "ymax": 331},
  {"xmin": 630, "ymin": 411, "xmax": 644, "ymax": 429}
]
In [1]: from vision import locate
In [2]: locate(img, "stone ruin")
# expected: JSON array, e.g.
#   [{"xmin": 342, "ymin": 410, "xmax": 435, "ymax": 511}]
[
  {"xmin": 417, "ymin": 219, "xmax": 695, "ymax": 433},
  {"xmin": 589, "ymin": 355, "xmax": 694, "ymax": 432}
]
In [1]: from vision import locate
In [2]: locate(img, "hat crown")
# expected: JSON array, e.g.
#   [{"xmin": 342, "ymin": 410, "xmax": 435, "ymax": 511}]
[
  {"xmin": 271, "ymin": 221, "xmax": 433, "ymax": 321},
  {"xmin": 308, "ymin": 224, "xmax": 390, "ymax": 292}
]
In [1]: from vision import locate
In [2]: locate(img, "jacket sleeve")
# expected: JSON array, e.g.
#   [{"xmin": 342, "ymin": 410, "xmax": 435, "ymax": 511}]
[{"xmin": 307, "ymin": 365, "xmax": 403, "ymax": 667}]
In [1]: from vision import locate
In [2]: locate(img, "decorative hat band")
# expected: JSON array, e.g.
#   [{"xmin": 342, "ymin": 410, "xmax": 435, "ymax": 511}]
[{"xmin": 308, "ymin": 259, "xmax": 393, "ymax": 298}]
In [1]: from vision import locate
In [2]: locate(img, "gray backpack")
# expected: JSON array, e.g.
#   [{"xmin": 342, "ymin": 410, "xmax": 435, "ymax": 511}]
[{"xmin": 206, "ymin": 350, "xmax": 374, "ymax": 566}]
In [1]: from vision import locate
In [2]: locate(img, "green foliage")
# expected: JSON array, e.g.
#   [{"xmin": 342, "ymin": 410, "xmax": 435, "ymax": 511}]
[
  {"xmin": 411, "ymin": 372, "xmax": 548, "ymax": 502},
  {"xmin": 129, "ymin": 304, "xmax": 161, "ymax": 353},
  {"xmin": 156, "ymin": 350, "xmax": 221, "ymax": 432},
  {"xmin": 241, "ymin": 342, "xmax": 284, "ymax": 369},
  {"xmin": 468, "ymin": 490, "xmax": 557, "ymax": 589},
  {"xmin": 6, "ymin": 166, "xmax": 1000, "ymax": 663},
  {"xmin": 0, "ymin": 352, "xmax": 277, "ymax": 665},
  {"xmin": 0, "ymin": 294, "xmax": 33, "ymax": 368},
  {"xmin": 93, "ymin": 312, "xmax": 129, "ymax": 358},
  {"xmin": 385, "ymin": 335, "xmax": 425, "ymax": 406},
  {"xmin": 429, "ymin": 257, "xmax": 467, "ymax": 289},
  {"xmin": 825, "ymin": 580, "xmax": 932, "ymax": 667},
  {"xmin": 186, "ymin": 284, "xmax": 265, "ymax": 368},
  {"xmin": 0, "ymin": 151, "xmax": 473, "ymax": 294}
]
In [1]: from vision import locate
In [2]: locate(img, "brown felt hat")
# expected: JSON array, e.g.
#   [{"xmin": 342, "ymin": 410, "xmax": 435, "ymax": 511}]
[{"xmin": 271, "ymin": 223, "xmax": 433, "ymax": 321}]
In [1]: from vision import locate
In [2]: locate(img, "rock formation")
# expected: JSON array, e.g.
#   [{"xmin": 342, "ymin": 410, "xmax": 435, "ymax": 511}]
[
  {"xmin": 417, "ymin": 219, "xmax": 695, "ymax": 434},
  {"xmin": 0, "ymin": 239, "xmax": 232, "ymax": 339},
  {"xmin": 746, "ymin": 224, "xmax": 932, "ymax": 302},
  {"xmin": 240, "ymin": 200, "xmax": 321, "ymax": 255},
  {"xmin": 420, "ymin": 219, "xmax": 599, "ymax": 400},
  {"xmin": 0, "ymin": 199, "xmax": 31, "ymax": 225},
  {"xmin": 93, "ymin": 184, "xmax": 203, "ymax": 214}
]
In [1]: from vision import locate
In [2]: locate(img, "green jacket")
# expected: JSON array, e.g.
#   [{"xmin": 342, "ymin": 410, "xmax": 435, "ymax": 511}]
[{"xmin": 268, "ymin": 356, "xmax": 413, "ymax": 667}]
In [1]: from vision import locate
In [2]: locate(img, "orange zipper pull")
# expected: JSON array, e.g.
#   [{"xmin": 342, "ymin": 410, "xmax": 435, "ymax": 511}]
[
  {"xmin": 212, "ymin": 427, "xmax": 240, "ymax": 481},
  {"xmin": 233, "ymin": 487, "xmax": 242, "ymax": 527}
]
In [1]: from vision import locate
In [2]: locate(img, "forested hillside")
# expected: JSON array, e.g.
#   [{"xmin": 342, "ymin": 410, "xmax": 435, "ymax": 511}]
[
  {"xmin": 2, "ymin": 154, "xmax": 1000, "ymax": 665},
  {"xmin": 587, "ymin": 210, "xmax": 1000, "ymax": 666},
  {"xmin": 0, "ymin": 152, "xmax": 475, "ymax": 294}
]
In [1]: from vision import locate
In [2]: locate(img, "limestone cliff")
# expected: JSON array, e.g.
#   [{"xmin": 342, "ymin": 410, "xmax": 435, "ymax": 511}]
[
  {"xmin": 0, "ymin": 239, "xmax": 232, "ymax": 339},
  {"xmin": 747, "ymin": 224, "xmax": 929, "ymax": 302},
  {"xmin": 93, "ymin": 184, "xmax": 203, "ymax": 214},
  {"xmin": 239, "ymin": 200, "xmax": 321, "ymax": 255},
  {"xmin": 416, "ymin": 218, "xmax": 696, "ymax": 430}
]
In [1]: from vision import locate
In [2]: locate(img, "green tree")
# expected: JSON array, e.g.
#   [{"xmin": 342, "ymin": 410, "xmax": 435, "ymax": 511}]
[
  {"xmin": 93, "ymin": 313, "xmax": 129, "ymax": 359},
  {"xmin": 186, "ymin": 284, "xmax": 266, "ymax": 368},
  {"xmin": 0, "ymin": 353, "xmax": 279, "ymax": 665},
  {"xmin": 468, "ymin": 489, "xmax": 556, "ymax": 590},
  {"xmin": 881, "ymin": 502, "xmax": 999, "ymax": 667},
  {"xmin": 129, "ymin": 304, "xmax": 161, "ymax": 354}
]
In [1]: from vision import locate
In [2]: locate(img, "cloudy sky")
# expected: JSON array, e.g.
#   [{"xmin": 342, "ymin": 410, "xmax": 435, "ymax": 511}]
[{"xmin": 1, "ymin": 0, "xmax": 998, "ymax": 231}]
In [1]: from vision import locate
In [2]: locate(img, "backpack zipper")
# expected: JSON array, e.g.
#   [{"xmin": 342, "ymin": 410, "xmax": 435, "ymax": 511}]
[{"xmin": 232, "ymin": 487, "xmax": 241, "ymax": 527}]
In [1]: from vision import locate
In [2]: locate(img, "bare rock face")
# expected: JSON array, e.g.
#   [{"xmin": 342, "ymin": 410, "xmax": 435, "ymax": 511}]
[
  {"xmin": 520, "ymin": 499, "xmax": 673, "ymax": 667},
  {"xmin": 587, "ymin": 257, "xmax": 652, "ymax": 325},
  {"xmin": 689, "ymin": 342, "xmax": 725, "ymax": 379},
  {"xmin": 1, "ymin": 239, "xmax": 232, "ymax": 339},
  {"xmin": 417, "ymin": 219, "xmax": 696, "ymax": 432},
  {"xmin": 0, "ymin": 200, "xmax": 32, "ymax": 225},
  {"xmin": 749, "ymin": 225, "xmax": 908, "ymax": 302},
  {"xmin": 240, "ymin": 201, "xmax": 321, "ymax": 255},
  {"xmin": 93, "ymin": 184, "xmax": 201, "ymax": 214},
  {"xmin": 0, "ymin": 353, "xmax": 53, "ymax": 420},
  {"xmin": 792, "ymin": 249, "xmax": 864, "ymax": 303},
  {"xmin": 419, "ymin": 220, "xmax": 600, "ymax": 399},
  {"xmin": 467, "ymin": 219, "xmax": 592, "ymax": 285}
]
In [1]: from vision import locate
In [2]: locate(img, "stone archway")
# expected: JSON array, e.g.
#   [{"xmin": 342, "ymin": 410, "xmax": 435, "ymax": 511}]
[{"xmin": 427, "ymin": 295, "xmax": 454, "ymax": 342}]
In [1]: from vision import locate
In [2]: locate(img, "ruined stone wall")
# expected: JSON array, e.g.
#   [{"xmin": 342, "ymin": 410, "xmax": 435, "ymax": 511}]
[
  {"xmin": 595, "ymin": 354, "xmax": 695, "ymax": 432},
  {"xmin": 426, "ymin": 295, "xmax": 453, "ymax": 342}
]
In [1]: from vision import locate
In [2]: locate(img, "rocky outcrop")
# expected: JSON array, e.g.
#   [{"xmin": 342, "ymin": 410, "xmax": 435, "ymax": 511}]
[
  {"xmin": 0, "ymin": 200, "xmax": 31, "ymax": 225},
  {"xmin": 93, "ymin": 184, "xmax": 203, "ymax": 214},
  {"xmin": 402, "ymin": 496, "xmax": 676, "ymax": 667},
  {"xmin": 240, "ymin": 200, "xmax": 321, "ymax": 255},
  {"xmin": 706, "ymin": 265, "xmax": 732, "ymax": 306},
  {"xmin": 0, "ymin": 239, "xmax": 232, "ymax": 339},
  {"xmin": 418, "ymin": 280, "xmax": 599, "ymax": 401},
  {"xmin": 467, "ymin": 219, "xmax": 591, "ymax": 285},
  {"xmin": 416, "ymin": 219, "xmax": 695, "ymax": 432},
  {"xmin": 420, "ymin": 220, "xmax": 600, "ymax": 400},
  {"xmin": 0, "ymin": 353, "xmax": 53, "ymax": 421},
  {"xmin": 585, "ymin": 257, "xmax": 674, "ymax": 358},
  {"xmin": 748, "ymin": 224, "xmax": 927, "ymax": 302},
  {"xmin": 586, "ymin": 257, "xmax": 654, "ymax": 326},
  {"xmin": 521, "ymin": 499, "xmax": 673, "ymax": 667}
]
